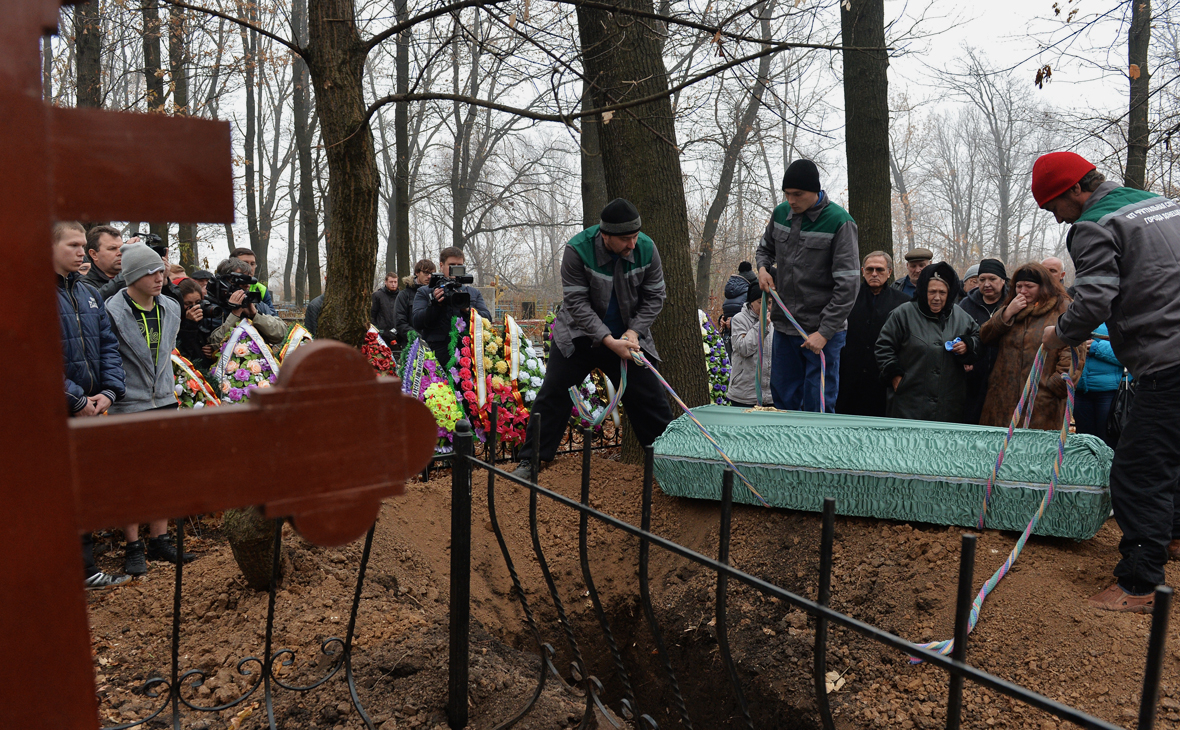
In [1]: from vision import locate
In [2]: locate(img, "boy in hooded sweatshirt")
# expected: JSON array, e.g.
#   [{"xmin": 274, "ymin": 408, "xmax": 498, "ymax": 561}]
[{"xmin": 105, "ymin": 242, "xmax": 196, "ymax": 575}]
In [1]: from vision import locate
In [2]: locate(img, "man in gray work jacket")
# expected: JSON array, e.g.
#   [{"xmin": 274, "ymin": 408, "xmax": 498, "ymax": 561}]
[
  {"xmin": 510, "ymin": 199, "xmax": 674, "ymax": 480},
  {"xmin": 755, "ymin": 159, "xmax": 860, "ymax": 412},
  {"xmin": 1037, "ymin": 151, "xmax": 1180, "ymax": 614}
]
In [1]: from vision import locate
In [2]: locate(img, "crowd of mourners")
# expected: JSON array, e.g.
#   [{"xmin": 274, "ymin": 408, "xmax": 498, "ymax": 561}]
[
  {"xmin": 55, "ymin": 222, "xmax": 289, "ymax": 589},
  {"xmin": 718, "ymin": 246, "xmax": 1124, "ymax": 444}
]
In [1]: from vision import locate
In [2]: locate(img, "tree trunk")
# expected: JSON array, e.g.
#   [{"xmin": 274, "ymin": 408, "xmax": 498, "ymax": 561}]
[
  {"xmin": 695, "ymin": 2, "xmax": 774, "ymax": 309},
  {"xmin": 41, "ymin": 33, "xmax": 52, "ymax": 102},
  {"xmin": 240, "ymin": 22, "xmax": 261, "ymax": 256},
  {"xmin": 223, "ymin": 508, "xmax": 282, "ymax": 591},
  {"xmin": 841, "ymin": 0, "xmax": 892, "ymax": 262},
  {"xmin": 888, "ymin": 149, "xmax": 916, "ymax": 256},
  {"xmin": 1126, "ymin": 0, "xmax": 1151, "ymax": 189},
  {"xmin": 294, "ymin": 0, "xmax": 322, "ymax": 299},
  {"xmin": 307, "ymin": 0, "xmax": 380, "ymax": 345},
  {"xmin": 580, "ymin": 81, "xmax": 609, "ymax": 229},
  {"xmin": 394, "ymin": 0, "xmax": 411, "ymax": 278},
  {"xmin": 284, "ymin": 162, "xmax": 298, "ymax": 301},
  {"xmin": 578, "ymin": 0, "xmax": 709, "ymax": 459},
  {"xmin": 142, "ymin": 0, "xmax": 170, "ymax": 246},
  {"xmin": 169, "ymin": 8, "xmax": 198, "ymax": 271},
  {"xmin": 74, "ymin": 1, "xmax": 102, "ymax": 108}
]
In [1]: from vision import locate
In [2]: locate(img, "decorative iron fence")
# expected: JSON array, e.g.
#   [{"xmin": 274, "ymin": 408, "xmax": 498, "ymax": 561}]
[
  {"xmin": 98, "ymin": 520, "xmax": 379, "ymax": 730},
  {"xmin": 445, "ymin": 406, "xmax": 1173, "ymax": 730},
  {"xmin": 94, "ymin": 402, "xmax": 1172, "ymax": 730}
]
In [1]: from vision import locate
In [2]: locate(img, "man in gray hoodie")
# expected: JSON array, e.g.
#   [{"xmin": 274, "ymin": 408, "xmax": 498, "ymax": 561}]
[
  {"xmin": 105, "ymin": 243, "xmax": 195, "ymax": 575},
  {"xmin": 1038, "ymin": 152, "xmax": 1180, "ymax": 613}
]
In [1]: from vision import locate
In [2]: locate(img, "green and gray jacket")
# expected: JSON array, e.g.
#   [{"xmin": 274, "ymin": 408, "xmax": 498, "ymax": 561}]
[
  {"xmin": 755, "ymin": 194, "xmax": 860, "ymax": 340},
  {"xmin": 1057, "ymin": 181, "xmax": 1180, "ymax": 377},
  {"xmin": 552, "ymin": 225, "xmax": 667, "ymax": 360},
  {"xmin": 105, "ymin": 292, "xmax": 181, "ymax": 414}
]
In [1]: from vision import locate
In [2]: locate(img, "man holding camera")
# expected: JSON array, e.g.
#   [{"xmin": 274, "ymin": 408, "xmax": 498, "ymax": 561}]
[
  {"xmin": 411, "ymin": 246, "xmax": 492, "ymax": 361},
  {"xmin": 229, "ymin": 247, "xmax": 277, "ymax": 315},
  {"xmin": 207, "ymin": 258, "xmax": 287, "ymax": 346},
  {"xmin": 510, "ymin": 199, "xmax": 674, "ymax": 480}
]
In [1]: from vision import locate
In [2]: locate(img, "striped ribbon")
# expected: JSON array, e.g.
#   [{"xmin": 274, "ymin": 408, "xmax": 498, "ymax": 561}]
[
  {"xmin": 911, "ymin": 346, "xmax": 1081, "ymax": 661},
  {"xmin": 758, "ymin": 289, "xmax": 827, "ymax": 412},
  {"xmin": 568, "ymin": 363, "xmax": 628, "ymax": 428},
  {"xmin": 631, "ymin": 351, "xmax": 770, "ymax": 507},
  {"xmin": 976, "ymin": 346, "xmax": 1048, "ymax": 528}
]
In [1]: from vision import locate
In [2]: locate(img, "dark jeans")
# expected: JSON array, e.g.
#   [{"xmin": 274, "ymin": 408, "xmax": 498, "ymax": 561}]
[
  {"xmin": 770, "ymin": 329, "xmax": 846, "ymax": 413},
  {"xmin": 1074, "ymin": 389, "xmax": 1116, "ymax": 448},
  {"xmin": 1109, "ymin": 363, "xmax": 1180, "ymax": 593},
  {"xmin": 82, "ymin": 532, "xmax": 97, "ymax": 579},
  {"xmin": 518, "ymin": 338, "xmax": 674, "ymax": 463}
]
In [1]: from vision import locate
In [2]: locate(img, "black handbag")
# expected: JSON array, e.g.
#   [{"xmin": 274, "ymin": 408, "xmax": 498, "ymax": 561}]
[{"xmin": 1106, "ymin": 370, "xmax": 1135, "ymax": 447}]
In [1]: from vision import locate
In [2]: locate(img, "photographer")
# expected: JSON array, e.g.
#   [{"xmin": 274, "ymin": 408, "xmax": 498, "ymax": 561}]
[
  {"xmin": 177, "ymin": 278, "xmax": 211, "ymax": 368},
  {"xmin": 207, "ymin": 258, "xmax": 287, "ymax": 347},
  {"xmin": 229, "ymin": 247, "xmax": 277, "ymax": 315},
  {"xmin": 411, "ymin": 246, "xmax": 492, "ymax": 360}
]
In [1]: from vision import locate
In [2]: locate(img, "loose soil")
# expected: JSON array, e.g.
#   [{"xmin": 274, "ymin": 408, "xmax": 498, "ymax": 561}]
[{"xmin": 89, "ymin": 452, "xmax": 1180, "ymax": 729}]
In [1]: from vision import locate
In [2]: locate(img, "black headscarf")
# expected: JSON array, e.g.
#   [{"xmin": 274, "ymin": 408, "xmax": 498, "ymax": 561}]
[{"xmin": 916, "ymin": 261, "xmax": 960, "ymax": 320}]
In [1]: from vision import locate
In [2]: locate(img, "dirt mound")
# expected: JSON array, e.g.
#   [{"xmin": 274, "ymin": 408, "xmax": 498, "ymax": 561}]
[{"xmin": 88, "ymin": 451, "xmax": 1180, "ymax": 729}]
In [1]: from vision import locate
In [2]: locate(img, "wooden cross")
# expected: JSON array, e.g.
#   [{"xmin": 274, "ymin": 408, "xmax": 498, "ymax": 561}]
[{"xmin": 1, "ymin": 4, "xmax": 436, "ymax": 728}]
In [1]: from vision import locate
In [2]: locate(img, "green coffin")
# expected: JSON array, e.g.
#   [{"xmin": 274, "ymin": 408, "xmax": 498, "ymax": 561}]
[{"xmin": 652, "ymin": 405, "xmax": 1113, "ymax": 540}]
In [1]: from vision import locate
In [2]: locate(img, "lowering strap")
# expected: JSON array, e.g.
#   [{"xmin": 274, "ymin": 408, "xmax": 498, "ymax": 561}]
[
  {"xmin": 912, "ymin": 345, "xmax": 1080, "ymax": 661},
  {"xmin": 755, "ymin": 289, "xmax": 828, "ymax": 412}
]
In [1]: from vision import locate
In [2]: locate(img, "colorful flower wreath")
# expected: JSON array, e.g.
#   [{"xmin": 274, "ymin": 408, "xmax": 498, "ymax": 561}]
[
  {"xmin": 700, "ymin": 310, "xmax": 731, "ymax": 405},
  {"xmin": 212, "ymin": 323, "xmax": 280, "ymax": 404},
  {"xmin": 172, "ymin": 351, "xmax": 220, "ymax": 409}
]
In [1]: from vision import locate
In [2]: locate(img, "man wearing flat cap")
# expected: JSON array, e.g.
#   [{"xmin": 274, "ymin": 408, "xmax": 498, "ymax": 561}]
[
  {"xmin": 1036, "ymin": 151, "xmax": 1180, "ymax": 613},
  {"xmin": 510, "ymin": 199, "xmax": 674, "ymax": 480},
  {"xmin": 755, "ymin": 159, "xmax": 859, "ymax": 412},
  {"xmin": 893, "ymin": 248, "xmax": 933, "ymax": 299}
]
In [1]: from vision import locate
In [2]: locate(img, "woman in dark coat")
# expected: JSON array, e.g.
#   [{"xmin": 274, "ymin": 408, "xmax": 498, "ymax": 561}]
[
  {"xmin": 875, "ymin": 262, "xmax": 981, "ymax": 422},
  {"xmin": 979, "ymin": 262, "xmax": 1083, "ymax": 431}
]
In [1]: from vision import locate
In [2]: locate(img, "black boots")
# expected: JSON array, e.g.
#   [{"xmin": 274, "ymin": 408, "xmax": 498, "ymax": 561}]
[{"xmin": 146, "ymin": 534, "xmax": 196, "ymax": 564}]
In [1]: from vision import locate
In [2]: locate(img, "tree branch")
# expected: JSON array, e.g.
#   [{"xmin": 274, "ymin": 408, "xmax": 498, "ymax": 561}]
[
  {"xmin": 158, "ymin": 0, "xmax": 305, "ymax": 57},
  {"xmin": 359, "ymin": 39, "xmax": 870, "ymax": 135},
  {"xmin": 363, "ymin": 0, "xmax": 512, "ymax": 52}
]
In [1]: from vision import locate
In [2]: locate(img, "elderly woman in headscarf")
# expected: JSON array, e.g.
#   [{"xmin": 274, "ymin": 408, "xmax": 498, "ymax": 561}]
[
  {"xmin": 875, "ymin": 262, "xmax": 981, "ymax": 422},
  {"xmin": 979, "ymin": 262, "xmax": 1084, "ymax": 431}
]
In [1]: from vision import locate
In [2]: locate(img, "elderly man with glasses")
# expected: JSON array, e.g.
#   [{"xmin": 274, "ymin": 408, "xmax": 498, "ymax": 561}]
[{"xmin": 835, "ymin": 250, "xmax": 911, "ymax": 417}]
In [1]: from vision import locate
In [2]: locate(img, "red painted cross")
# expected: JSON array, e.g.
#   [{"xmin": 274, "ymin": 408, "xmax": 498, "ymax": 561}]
[{"xmin": 0, "ymin": 4, "xmax": 435, "ymax": 728}]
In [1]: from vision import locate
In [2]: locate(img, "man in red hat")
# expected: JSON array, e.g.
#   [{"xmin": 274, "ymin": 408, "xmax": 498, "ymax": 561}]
[{"xmin": 1037, "ymin": 151, "xmax": 1180, "ymax": 614}]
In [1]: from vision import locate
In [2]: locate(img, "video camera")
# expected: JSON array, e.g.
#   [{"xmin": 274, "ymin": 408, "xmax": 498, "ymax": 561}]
[
  {"xmin": 133, "ymin": 232, "xmax": 168, "ymax": 259},
  {"xmin": 204, "ymin": 271, "xmax": 261, "ymax": 323},
  {"xmin": 429, "ymin": 264, "xmax": 475, "ymax": 310}
]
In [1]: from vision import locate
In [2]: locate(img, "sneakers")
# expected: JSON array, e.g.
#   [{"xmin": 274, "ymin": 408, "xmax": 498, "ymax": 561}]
[
  {"xmin": 85, "ymin": 571, "xmax": 131, "ymax": 590},
  {"xmin": 1088, "ymin": 582, "xmax": 1155, "ymax": 613},
  {"xmin": 124, "ymin": 540, "xmax": 147, "ymax": 575},
  {"xmin": 510, "ymin": 460, "xmax": 537, "ymax": 482},
  {"xmin": 147, "ymin": 534, "xmax": 196, "ymax": 564}
]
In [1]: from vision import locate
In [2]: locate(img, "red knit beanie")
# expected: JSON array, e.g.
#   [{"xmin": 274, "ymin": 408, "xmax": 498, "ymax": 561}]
[{"xmin": 1031, "ymin": 151, "xmax": 1096, "ymax": 206}]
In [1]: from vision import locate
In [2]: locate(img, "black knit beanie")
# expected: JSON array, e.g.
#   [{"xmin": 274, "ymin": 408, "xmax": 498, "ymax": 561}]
[
  {"xmin": 600, "ymin": 198, "xmax": 642, "ymax": 235},
  {"xmin": 781, "ymin": 159, "xmax": 821, "ymax": 193},
  {"xmin": 977, "ymin": 258, "xmax": 1007, "ymax": 280}
]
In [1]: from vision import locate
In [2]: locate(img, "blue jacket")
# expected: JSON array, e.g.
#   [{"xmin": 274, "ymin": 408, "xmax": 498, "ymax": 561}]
[
  {"xmin": 58, "ymin": 273, "xmax": 125, "ymax": 413},
  {"xmin": 1077, "ymin": 323, "xmax": 1126, "ymax": 393}
]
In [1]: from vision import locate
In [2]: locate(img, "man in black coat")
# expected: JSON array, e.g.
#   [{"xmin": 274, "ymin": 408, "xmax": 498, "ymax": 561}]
[
  {"xmin": 835, "ymin": 250, "xmax": 910, "ymax": 417},
  {"xmin": 371, "ymin": 272, "xmax": 400, "ymax": 352},
  {"xmin": 956, "ymin": 258, "xmax": 1007, "ymax": 424},
  {"xmin": 394, "ymin": 259, "xmax": 436, "ymax": 345}
]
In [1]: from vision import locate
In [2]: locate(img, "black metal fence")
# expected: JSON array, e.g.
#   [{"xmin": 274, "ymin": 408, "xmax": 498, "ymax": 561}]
[
  {"xmin": 445, "ymin": 408, "xmax": 1173, "ymax": 730},
  {"xmin": 96, "ymin": 404, "xmax": 1172, "ymax": 730},
  {"xmin": 98, "ymin": 520, "xmax": 378, "ymax": 730}
]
